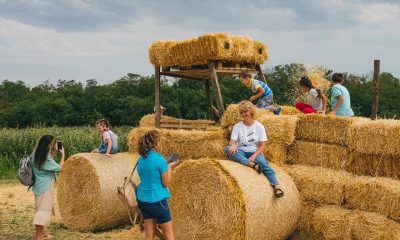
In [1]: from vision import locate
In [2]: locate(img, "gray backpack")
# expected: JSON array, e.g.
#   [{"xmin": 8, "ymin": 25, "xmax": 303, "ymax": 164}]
[{"xmin": 18, "ymin": 155, "xmax": 35, "ymax": 188}]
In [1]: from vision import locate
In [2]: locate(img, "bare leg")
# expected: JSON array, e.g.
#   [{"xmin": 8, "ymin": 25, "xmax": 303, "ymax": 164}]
[
  {"xmin": 159, "ymin": 220, "xmax": 175, "ymax": 240},
  {"xmin": 35, "ymin": 225, "xmax": 45, "ymax": 240},
  {"xmin": 144, "ymin": 218, "xmax": 156, "ymax": 240}
]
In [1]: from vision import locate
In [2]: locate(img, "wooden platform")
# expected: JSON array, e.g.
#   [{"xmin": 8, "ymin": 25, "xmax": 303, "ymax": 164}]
[{"xmin": 160, "ymin": 118, "xmax": 217, "ymax": 130}]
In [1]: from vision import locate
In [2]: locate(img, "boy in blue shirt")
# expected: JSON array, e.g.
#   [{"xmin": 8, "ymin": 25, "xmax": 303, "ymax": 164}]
[
  {"xmin": 239, "ymin": 70, "xmax": 281, "ymax": 115},
  {"xmin": 329, "ymin": 73, "xmax": 354, "ymax": 116}
]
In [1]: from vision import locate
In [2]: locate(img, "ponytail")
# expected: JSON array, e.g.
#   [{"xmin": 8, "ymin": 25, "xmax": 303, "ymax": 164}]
[
  {"xmin": 138, "ymin": 130, "xmax": 160, "ymax": 158},
  {"xmin": 299, "ymin": 76, "xmax": 322, "ymax": 98}
]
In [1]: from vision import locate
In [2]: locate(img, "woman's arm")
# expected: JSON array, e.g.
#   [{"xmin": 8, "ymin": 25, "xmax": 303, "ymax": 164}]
[
  {"xmin": 161, "ymin": 165, "xmax": 172, "ymax": 188},
  {"xmin": 249, "ymin": 141, "xmax": 266, "ymax": 161},
  {"xmin": 228, "ymin": 139, "xmax": 238, "ymax": 154},
  {"xmin": 59, "ymin": 147, "xmax": 65, "ymax": 169}
]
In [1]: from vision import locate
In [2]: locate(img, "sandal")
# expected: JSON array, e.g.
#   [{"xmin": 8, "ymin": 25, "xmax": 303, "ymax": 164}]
[
  {"xmin": 251, "ymin": 162, "xmax": 263, "ymax": 174},
  {"xmin": 274, "ymin": 188, "xmax": 285, "ymax": 198}
]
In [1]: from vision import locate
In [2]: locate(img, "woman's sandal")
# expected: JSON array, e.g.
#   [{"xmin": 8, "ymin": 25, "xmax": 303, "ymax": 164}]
[
  {"xmin": 274, "ymin": 188, "xmax": 285, "ymax": 198},
  {"xmin": 251, "ymin": 162, "xmax": 263, "ymax": 174}
]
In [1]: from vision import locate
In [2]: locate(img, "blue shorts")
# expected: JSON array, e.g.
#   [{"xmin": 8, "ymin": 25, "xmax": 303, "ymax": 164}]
[{"xmin": 137, "ymin": 199, "xmax": 171, "ymax": 224}]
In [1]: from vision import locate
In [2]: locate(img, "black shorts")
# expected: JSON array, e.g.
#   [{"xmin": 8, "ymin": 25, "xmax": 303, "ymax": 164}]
[{"xmin": 137, "ymin": 198, "xmax": 171, "ymax": 224}]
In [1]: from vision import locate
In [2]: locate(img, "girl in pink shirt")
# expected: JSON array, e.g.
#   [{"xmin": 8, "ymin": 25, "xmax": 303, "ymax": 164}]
[{"xmin": 92, "ymin": 119, "xmax": 118, "ymax": 157}]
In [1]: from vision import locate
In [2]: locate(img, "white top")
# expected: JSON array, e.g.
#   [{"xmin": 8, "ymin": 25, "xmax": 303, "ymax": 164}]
[
  {"xmin": 307, "ymin": 88, "xmax": 323, "ymax": 111},
  {"xmin": 231, "ymin": 120, "xmax": 268, "ymax": 153}
]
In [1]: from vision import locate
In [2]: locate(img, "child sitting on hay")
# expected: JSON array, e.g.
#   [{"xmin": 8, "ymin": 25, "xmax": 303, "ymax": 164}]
[
  {"xmin": 329, "ymin": 73, "xmax": 354, "ymax": 116},
  {"xmin": 91, "ymin": 119, "xmax": 118, "ymax": 157},
  {"xmin": 295, "ymin": 76, "xmax": 328, "ymax": 114},
  {"xmin": 239, "ymin": 70, "xmax": 281, "ymax": 115},
  {"xmin": 223, "ymin": 100, "xmax": 284, "ymax": 197}
]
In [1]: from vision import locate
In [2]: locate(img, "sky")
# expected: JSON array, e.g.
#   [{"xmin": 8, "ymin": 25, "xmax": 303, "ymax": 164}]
[{"xmin": 0, "ymin": 0, "xmax": 399, "ymax": 86}]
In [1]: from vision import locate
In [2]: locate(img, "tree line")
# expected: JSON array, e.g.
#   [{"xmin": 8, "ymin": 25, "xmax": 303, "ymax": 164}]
[{"xmin": 1, "ymin": 63, "xmax": 399, "ymax": 128}]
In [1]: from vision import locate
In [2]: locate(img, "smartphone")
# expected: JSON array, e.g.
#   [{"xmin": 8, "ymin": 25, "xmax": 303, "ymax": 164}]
[
  {"xmin": 57, "ymin": 141, "xmax": 63, "ymax": 151},
  {"xmin": 169, "ymin": 153, "xmax": 179, "ymax": 163}
]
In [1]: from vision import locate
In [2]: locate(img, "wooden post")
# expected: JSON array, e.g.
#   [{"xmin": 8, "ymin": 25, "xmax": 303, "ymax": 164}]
[
  {"xmin": 209, "ymin": 61, "xmax": 225, "ymax": 115},
  {"xmin": 371, "ymin": 60, "xmax": 380, "ymax": 120},
  {"xmin": 205, "ymin": 80, "xmax": 213, "ymax": 120},
  {"xmin": 256, "ymin": 64, "xmax": 267, "ymax": 83},
  {"xmin": 154, "ymin": 66, "xmax": 161, "ymax": 128}
]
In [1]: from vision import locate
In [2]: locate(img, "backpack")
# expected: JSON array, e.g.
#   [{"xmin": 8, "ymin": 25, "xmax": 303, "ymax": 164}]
[{"xmin": 18, "ymin": 154, "xmax": 35, "ymax": 188}]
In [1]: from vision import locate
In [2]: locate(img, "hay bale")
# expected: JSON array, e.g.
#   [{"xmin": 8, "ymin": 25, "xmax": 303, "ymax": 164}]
[
  {"xmin": 265, "ymin": 143, "xmax": 287, "ymax": 165},
  {"xmin": 295, "ymin": 114, "xmax": 367, "ymax": 146},
  {"xmin": 287, "ymin": 164, "xmax": 400, "ymax": 222},
  {"xmin": 128, "ymin": 127, "xmax": 227, "ymax": 160},
  {"xmin": 221, "ymin": 104, "xmax": 298, "ymax": 146},
  {"xmin": 149, "ymin": 33, "xmax": 268, "ymax": 67},
  {"xmin": 281, "ymin": 106, "xmax": 302, "ymax": 115},
  {"xmin": 170, "ymin": 159, "xmax": 301, "ymax": 240},
  {"xmin": 57, "ymin": 153, "xmax": 138, "ymax": 231},
  {"xmin": 297, "ymin": 205, "xmax": 400, "ymax": 240},
  {"xmin": 307, "ymin": 69, "xmax": 331, "ymax": 92},
  {"xmin": 348, "ymin": 119, "xmax": 400, "ymax": 155},
  {"xmin": 286, "ymin": 164, "xmax": 350, "ymax": 205},
  {"xmin": 344, "ymin": 176, "xmax": 400, "ymax": 222},
  {"xmin": 349, "ymin": 152, "xmax": 400, "ymax": 179},
  {"xmin": 139, "ymin": 114, "xmax": 218, "ymax": 130},
  {"xmin": 287, "ymin": 141, "xmax": 350, "ymax": 170},
  {"xmin": 139, "ymin": 114, "xmax": 178, "ymax": 127}
]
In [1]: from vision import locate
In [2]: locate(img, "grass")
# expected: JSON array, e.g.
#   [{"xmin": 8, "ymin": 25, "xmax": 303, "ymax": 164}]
[{"xmin": 0, "ymin": 126, "xmax": 132, "ymax": 179}]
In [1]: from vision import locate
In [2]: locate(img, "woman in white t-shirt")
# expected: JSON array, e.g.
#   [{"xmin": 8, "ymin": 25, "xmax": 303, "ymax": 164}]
[
  {"xmin": 295, "ymin": 77, "xmax": 328, "ymax": 114},
  {"xmin": 223, "ymin": 101, "xmax": 284, "ymax": 197}
]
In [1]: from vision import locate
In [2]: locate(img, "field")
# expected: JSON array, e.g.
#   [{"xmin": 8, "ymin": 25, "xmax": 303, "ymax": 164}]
[{"xmin": 0, "ymin": 126, "xmax": 132, "ymax": 179}]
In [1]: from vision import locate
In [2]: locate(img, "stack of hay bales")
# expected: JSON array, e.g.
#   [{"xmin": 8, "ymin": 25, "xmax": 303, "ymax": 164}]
[
  {"xmin": 220, "ymin": 104, "xmax": 299, "ymax": 165},
  {"xmin": 348, "ymin": 119, "xmax": 400, "ymax": 179},
  {"xmin": 139, "ymin": 114, "xmax": 219, "ymax": 130},
  {"xmin": 287, "ymin": 165, "xmax": 400, "ymax": 239},
  {"xmin": 57, "ymin": 153, "xmax": 139, "ymax": 232},
  {"xmin": 149, "ymin": 33, "xmax": 267, "ymax": 68},
  {"xmin": 128, "ymin": 127, "xmax": 228, "ymax": 160},
  {"xmin": 139, "ymin": 114, "xmax": 179, "ymax": 127},
  {"xmin": 170, "ymin": 159, "xmax": 301, "ymax": 240}
]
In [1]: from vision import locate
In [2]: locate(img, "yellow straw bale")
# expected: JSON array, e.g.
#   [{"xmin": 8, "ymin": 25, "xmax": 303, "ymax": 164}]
[
  {"xmin": 295, "ymin": 114, "xmax": 367, "ymax": 145},
  {"xmin": 305, "ymin": 205, "xmax": 400, "ymax": 240},
  {"xmin": 281, "ymin": 105, "xmax": 302, "ymax": 115},
  {"xmin": 348, "ymin": 119, "xmax": 400, "ymax": 155},
  {"xmin": 286, "ymin": 164, "xmax": 350, "ymax": 205},
  {"xmin": 128, "ymin": 127, "xmax": 227, "ymax": 160},
  {"xmin": 170, "ymin": 159, "xmax": 301, "ymax": 240},
  {"xmin": 307, "ymin": 69, "xmax": 331, "ymax": 92},
  {"xmin": 139, "ymin": 114, "xmax": 218, "ymax": 130},
  {"xmin": 287, "ymin": 141, "xmax": 350, "ymax": 170},
  {"xmin": 57, "ymin": 153, "xmax": 138, "ymax": 232},
  {"xmin": 344, "ymin": 176, "xmax": 400, "ymax": 222},
  {"xmin": 264, "ymin": 143, "xmax": 287, "ymax": 165},
  {"xmin": 139, "ymin": 114, "xmax": 178, "ymax": 127},
  {"xmin": 149, "ymin": 33, "xmax": 268, "ymax": 67},
  {"xmin": 349, "ymin": 152, "xmax": 400, "ymax": 179}
]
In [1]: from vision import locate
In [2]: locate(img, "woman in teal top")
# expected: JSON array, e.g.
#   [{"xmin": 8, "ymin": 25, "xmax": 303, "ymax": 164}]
[
  {"xmin": 137, "ymin": 130, "xmax": 177, "ymax": 240},
  {"xmin": 32, "ymin": 135, "xmax": 65, "ymax": 240}
]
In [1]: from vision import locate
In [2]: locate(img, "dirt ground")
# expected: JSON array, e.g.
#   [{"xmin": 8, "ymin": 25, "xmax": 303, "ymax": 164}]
[{"xmin": 0, "ymin": 181, "xmax": 145, "ymax": 240}]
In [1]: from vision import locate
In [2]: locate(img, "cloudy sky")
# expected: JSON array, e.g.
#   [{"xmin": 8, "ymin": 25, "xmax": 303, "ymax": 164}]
[{"xmin": 0, "ymin": 0, "xmax": 399, "ymax": 86}]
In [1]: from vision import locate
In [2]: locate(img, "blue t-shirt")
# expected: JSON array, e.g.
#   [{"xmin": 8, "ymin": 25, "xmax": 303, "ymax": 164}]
[
  {"xmin": 32, "ymin": 155, "xmax": 61, "ymax": 196},
  {"xmin": 136, "ymin": 151, "xmax": 171, "ymax": 203},
  {"xmin": 248, "ymin": 79, "xmax": 273, "ymax": 98},
  {"xmin": 331, "ymin": 84, "xmax": 354, "ymax": 116}
]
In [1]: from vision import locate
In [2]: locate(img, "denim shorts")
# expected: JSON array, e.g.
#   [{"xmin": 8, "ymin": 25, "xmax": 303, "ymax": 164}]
[{"xmin": 137, "ymin": 198, "xmax": 171, "ymax": 224}]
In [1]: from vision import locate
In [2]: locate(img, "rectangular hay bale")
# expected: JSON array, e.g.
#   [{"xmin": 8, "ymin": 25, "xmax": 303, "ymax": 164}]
[
  {"xmin": 264, "ymin": 143, "xmax": 287, "ymax": 165},
  {"xmin": 287, "ymin": 141, "xmax": 350, "ymax": 170},
  {"xmin": 349, "ymin": 152, "xmax": 400, "ymax": 179},
  {"xmin": 295, "ymin": 114, "xmax": 367, "ymax": 145},
  {"xmin": 348, "ymin": 119, "xmax": 400, "ymax": 155}
]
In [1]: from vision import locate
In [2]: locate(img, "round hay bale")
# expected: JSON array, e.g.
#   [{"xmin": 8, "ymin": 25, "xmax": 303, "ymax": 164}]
[
  {"xmin": 57, "ymin": 152, "xmax": 139, "ymax": 232},
  {"xmin": 170, "ymin": 159, "xmax": 301, "ymax": 240}
]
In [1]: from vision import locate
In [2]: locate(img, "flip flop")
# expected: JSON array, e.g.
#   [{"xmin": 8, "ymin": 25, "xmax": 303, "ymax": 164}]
[{"xmin": 275, "ymin": 188, "xmax": 285, "ymax": 198}]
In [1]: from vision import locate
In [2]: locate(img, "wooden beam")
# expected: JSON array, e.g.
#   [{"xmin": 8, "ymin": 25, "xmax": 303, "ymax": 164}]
[
  {"xmin": 160, "ymin": 72, "xmax": 207, "ymax": 81},
  {"xmin": 154, "ymin": 66, "xmax": 161, "ymax": 128},
  {"xmin": 371, "ymin": 60, "xmax": 380, "ymax": 120},
  {"xmin": 209, "ymin": 61, "xmax": 225, "ymax": 115},
  {"xmin": 205, "ymin": 80, "xmax": 213, "ymax": 120},
  {"xmin": 256, "ymin": 64, "xmax": 267, "ymax": 83}
]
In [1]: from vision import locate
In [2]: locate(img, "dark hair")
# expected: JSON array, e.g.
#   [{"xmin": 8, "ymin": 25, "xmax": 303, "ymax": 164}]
[
  {"xmin": 299, "ymin": 76, "xmax": 322, "ymax": 97},
  {"xmin": 239, "ymin": 70, "xmax": 252, "ymax": 79},
  {"xmin": 332, "ymin": 73, "xmax": 344, "ymax": 83},
  {"xmin": 138, "ymin": 130, "xmax": 160, "ymax": 158},
  {"xmin": 96, "ymin": 119, "xmax": 110, "ymax": 128},
  {"xmin": 34, "ymin": 135, "xmax": 56, "ymax": 170}
]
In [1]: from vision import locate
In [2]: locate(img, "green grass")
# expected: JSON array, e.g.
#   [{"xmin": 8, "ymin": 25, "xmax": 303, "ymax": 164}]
[{"xmin": 0, "ymin": 126, "xmax": 132, "ymax": 179}]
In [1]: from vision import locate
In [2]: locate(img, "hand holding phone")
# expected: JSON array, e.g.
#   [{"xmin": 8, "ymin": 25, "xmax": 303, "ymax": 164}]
[
  {"xmin": 168, "ymin": 153, "xmax": 179, "ymax": 164},
  {"xmin": 57, "ymin": 141, "xmax": 63, "ymax": 152}
]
